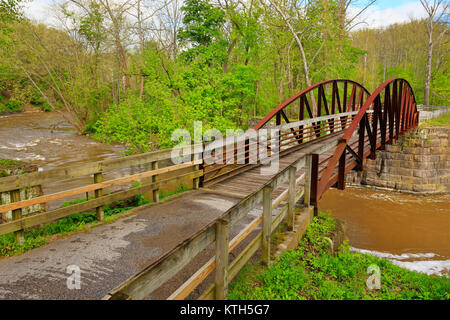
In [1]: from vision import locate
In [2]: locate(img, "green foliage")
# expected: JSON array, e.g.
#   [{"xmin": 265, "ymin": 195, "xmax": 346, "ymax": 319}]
[
  {"xmin": 159, "ymin": 183, "xmax": 189, "ymax": 200},
  {"xmin": 178, "ymin": 0, "xmax": 226, "ymax": 49},
  {"xmin": 3, "ymin": 98, "xmax": 23, "ymax": 112},
  {"xmin": 229, "ymin": 214, "xmax": 450, "ymax": 300},
  {"xmin": 1, "ymin": 1, "xmax": 447, "ymax": 153},
  {"xmin": 352, "ymin": 19, "xmax": 449, "ymax": 106},
  {"xmin": 94, "ymin": 94, "xmax": 179, "ymax": 152},
  {"xmin": 0, "ymin": 0, "xmax": 22, "ymax": 42}
]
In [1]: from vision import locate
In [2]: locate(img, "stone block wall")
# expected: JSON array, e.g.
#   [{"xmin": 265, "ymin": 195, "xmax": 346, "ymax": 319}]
[{"xmin": 346, "ymin": 127, "xmax": 449, "ymax": 195}]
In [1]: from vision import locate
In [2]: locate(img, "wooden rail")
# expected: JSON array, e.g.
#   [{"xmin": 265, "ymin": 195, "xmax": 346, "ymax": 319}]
[
  {"xmin": 0, "ymin": 144, "xmax": 203, "ymax": 242},
  {"xmin": 103, "ymin": 137, "xmax": 338, "ymax": 300}
]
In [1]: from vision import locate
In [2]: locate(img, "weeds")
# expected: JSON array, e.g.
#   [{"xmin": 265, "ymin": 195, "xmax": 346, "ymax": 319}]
[{"xmin": 228, "ymin": 214, "xmax": 450, "ymax": 300}]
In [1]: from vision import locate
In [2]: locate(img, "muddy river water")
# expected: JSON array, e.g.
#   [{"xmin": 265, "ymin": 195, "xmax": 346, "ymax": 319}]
[
  {"xmin": 320, "ymin": 188, "xmax": 450, "ymax": 276},
  {"xmin": 1, "ymin": 112, "xmax": 449, "ymax": 276}
]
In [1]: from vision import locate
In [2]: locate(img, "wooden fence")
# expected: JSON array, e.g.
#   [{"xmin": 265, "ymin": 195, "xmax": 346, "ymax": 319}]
[{"xmin": 0, "ymin": 144, "xmax": 203, "ymax": 244}]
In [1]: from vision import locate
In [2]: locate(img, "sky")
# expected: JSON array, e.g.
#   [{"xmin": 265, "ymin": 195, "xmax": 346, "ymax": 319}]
[
  {"xmin": 348, "ymin": 0, "xmax": 429, "ymax": 29},
  {"xmin": 22, "ymin": 0, "xmax": 429, "ymax": 29}
]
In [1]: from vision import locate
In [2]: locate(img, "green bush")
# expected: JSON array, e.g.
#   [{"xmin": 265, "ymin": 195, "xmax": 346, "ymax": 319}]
[
  {"xmin": 4, "ymin": 98, "xmax": 23, "ymax": 112},
  {"xmin": 39, "ymin": 102, "xmax": 52, "ymax": 112}
]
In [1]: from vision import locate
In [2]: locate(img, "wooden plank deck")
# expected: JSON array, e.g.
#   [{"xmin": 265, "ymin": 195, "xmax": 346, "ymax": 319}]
[{"xmin": 208, "ymin": 131, "xmax": 351, "ymax": 201}]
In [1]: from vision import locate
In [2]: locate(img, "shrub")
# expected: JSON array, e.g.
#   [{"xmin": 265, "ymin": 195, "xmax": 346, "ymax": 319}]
[{"xmin": 4, "ymin": 98, "xmax": 23, "ymax": 112}]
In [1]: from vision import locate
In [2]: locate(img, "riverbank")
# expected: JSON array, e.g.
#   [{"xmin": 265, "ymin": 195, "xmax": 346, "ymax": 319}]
[
  {"xmin": 228, "ymin": 214, "xmax": 450, "ymax": 300},
  {"xmin": 320, "ymin": 187, "xmax": 450, "ymax": 277}
]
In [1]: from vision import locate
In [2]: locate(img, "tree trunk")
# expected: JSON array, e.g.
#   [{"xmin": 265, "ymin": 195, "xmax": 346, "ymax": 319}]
[
  {"xmin": 338, "ymin": 0, "xmax": 347, "ymax": 54},
  {"xmin": 424, "ymin": 30, "xmax": 433, "ymax": 106},
  {"xmin": 268, "ymin": 0, "xmax": 317, "ymax": 115}
]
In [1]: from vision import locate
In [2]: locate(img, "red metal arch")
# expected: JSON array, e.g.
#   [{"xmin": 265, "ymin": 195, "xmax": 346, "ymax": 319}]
[
  {"xmin": 253, "ymin": 79, "xmax": 372, "ymax": 130},
  {"xmin": 316, "ymin": 78, "xmax": 419, "ymax": 201}
]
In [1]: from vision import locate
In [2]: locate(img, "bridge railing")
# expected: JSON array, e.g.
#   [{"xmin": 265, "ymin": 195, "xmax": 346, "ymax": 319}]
[
  {"xmin": 0, "ymin": 145, "xmax": 204, "ymax": 243},
  {"xmin": 103, "ymin": 137, "xmax": 339, "ymax": 300},
  {"xmin": 316, "ymin": 78, "xmax": 419, "ymax": 201},
  {"xmin": 417, "ymin": 105, "xmax": 449, "ymax": 123},
  {"xmin": 202, "ymin": 80, "xmax": 372, "ymax": 186},
  {"xmin": 253, "ymin": 79, "xmax": 371, "ymax": 130},
  {"xmin": 202, "ymin": 110, "xmax": 362, "ymax": 186}
]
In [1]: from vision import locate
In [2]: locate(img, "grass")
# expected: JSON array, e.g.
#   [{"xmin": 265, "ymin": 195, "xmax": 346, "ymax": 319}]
[
  {"xmin": 0, "ymin": 159, "xmax": 24, "ymax": 167},
  {"xmin": 228, "ymin": 214, "xmax": 450, "ymax": 300},
  {"xmin": 420, "ymin": 113, "xmax": 450, "ymax": 127},
  {"xmin": 0, "ymin": 158, "xmax": 34, "ymax": 177},
  {"xmin": 0, "ymin": 183, "xmax": 190, "ymax": 257}
]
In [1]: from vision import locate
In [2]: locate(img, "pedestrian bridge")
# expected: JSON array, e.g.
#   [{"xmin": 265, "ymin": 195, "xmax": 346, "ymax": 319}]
[{"xmin": 0, "ymin": 78, "xmax": 419, "ymax": 300}]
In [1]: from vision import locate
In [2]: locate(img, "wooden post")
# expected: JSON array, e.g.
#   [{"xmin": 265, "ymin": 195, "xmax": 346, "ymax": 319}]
[
  {"xmin": 215, "ymin": 218, "xmax": 229, "ymax": 300},
  {"xmin": 287, "ymin": 166, "xmax": 296, "ymax": 231},
  {"xmin": 261, "ymin": 186, "xmax": 272, "ymax": 265},
  {"xmin": 303, "ymin": 154, "xmax": 312, "ymax": 207},
  {"xmin": 152, "ymin": 161, "xmax": 159, "ymax": 203},
  {"xmin": 310, "ymin": 154, "xmax": 319, "ymax": 216},
  {"xmin": 193, "ymin": 164, "xmax": 200, "ymax": 190},
  {"xmin": 11, "ymin": 189, "xmax": 24, "ymax": 245},
  {"xmin": 94, "ymin": 173, "xmax": 104, "ymax": 221},
  {"xmin": 193, "ymin": 146, "xmax": 200, "ymax": 190}
]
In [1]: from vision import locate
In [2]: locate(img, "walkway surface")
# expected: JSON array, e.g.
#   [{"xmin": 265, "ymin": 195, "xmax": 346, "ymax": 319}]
[{"xmin": 0, "ymin": 132, "xmax": 347, "ymax": 300}]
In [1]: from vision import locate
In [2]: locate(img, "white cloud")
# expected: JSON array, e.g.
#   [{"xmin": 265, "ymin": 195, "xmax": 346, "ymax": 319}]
[
  {"xmin": 23, "ymin": 0, "xmax": 429, "ymax": 30},
  {"xmin": 23, "ymin": 0, "xmax": 51, "ymax": 22},
  {"xmin": 348, "ymin": 1, "xmax": 428, "ymax": 30}
]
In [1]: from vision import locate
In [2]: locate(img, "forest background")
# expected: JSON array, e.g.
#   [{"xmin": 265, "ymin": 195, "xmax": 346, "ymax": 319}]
[{"xmin": 0, "ymin": 0, "xmax": 448, "ymax": 153}]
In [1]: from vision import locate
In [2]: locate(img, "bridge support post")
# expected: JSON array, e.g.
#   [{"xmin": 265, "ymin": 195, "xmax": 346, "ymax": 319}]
[
  {"xmin": 215, "ymin": 218, "xmax": 229, "ymax": 300},
  {"xmin": 358, "ymin": 115, "xmax": 366, "ymax": 170},
  {"xmin": 151, "ymin": 161, "xmax": 159, "ymax": 203},
  {"xmin": 310, "ymin": 154, "xmax": 319, "ymax": 216},
  {"xmin": 303, "ymin": 154, "xmax": 312, "ymax": 207},
  {"xmin": 287, "ymin": 166, "xmax": 296, "ymax": 231},
  {"xmin": 94, "ymin": 173, "xmax": 104, "ymax": 221},
  {"xmin": 338, "ymin": 152, "xmax": 346, "ymax": 190},
  {"xmin": 11, "ymin": 189, "xmax": 24, "ymax": 245},
  {"xmin": 261, "ymin": 186, "xmax": 273, "ymax": 265}
]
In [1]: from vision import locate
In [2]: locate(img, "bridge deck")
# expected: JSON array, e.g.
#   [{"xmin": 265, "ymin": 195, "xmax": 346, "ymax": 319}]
[{"xmin": 0, "ymin": 132, "xmax": 347, "ymax": 300}]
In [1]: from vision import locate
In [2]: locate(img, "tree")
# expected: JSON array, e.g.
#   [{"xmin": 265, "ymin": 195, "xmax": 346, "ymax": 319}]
[
  {"xmin": 420, "ymin": 0, "xmax": 448, "ymax": 105},
  {"xmin": 0, "ymin": 0, "xmax": 22, "ymax": 46},
  {"xmin": 261, "ymin": 0, "xmax": 323, "ymax": 114}
]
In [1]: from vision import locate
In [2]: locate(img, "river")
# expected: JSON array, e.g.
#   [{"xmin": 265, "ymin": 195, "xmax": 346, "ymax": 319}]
[
  {"xmin": 0, "ymin": 111, "xmax": 126, "ymax": 209},
  {"xmin": 0, "ymin": 111, "xmax": 124, "ymax": 167},
  {"xmin": 1, "ymin": 111, "xmax": 449, "ymax": 276},
  {"xmin": 320, "ymin": 188, "xmax": 450, "ymax": 277}
]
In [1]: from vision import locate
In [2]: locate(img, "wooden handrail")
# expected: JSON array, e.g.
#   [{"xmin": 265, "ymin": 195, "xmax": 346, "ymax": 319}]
[
  {"xmin": 0, "ymin": 170, "xmax": 203, "ymax": 236},
  {"xmin": 167, "ymin": 172, "xmax": 306, "ymax": 300},
  {"xmin": 0, "ymin": 161, "xmax": 201, "ymax": 213},
  {"xmin": 104, "ymin": 136, "xmax": 338, "ymax": 300},
  {"xmin": 0, "ymin": 144, "xmax": 203, "ymax": 193}
]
